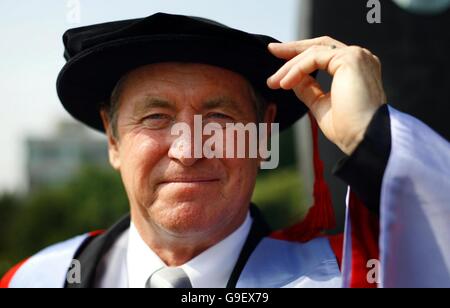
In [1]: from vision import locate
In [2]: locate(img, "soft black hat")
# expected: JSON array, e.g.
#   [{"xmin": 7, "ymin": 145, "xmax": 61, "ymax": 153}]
[{"xmin": 57, "ymin": 12, "xmax": 309, "ymax": 132}]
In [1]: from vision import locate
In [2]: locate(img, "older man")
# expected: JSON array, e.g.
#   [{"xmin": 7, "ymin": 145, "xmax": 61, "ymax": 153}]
[{"xmin": 2, "ymin": 13, "xmax": 449, "ymax": 288}]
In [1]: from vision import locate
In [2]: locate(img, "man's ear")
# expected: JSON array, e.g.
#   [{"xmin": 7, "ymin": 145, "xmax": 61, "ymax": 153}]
[
  {"xmin": 100, "ymin": 109, "xmax": 121, "ymax": 170},
  {"xmin": 257, "ymin": 103, "xmax": 277, "ymax": 165},
  {"xmin": 264, "ymin": 103, "xmax": 277, "ymax": 127}
]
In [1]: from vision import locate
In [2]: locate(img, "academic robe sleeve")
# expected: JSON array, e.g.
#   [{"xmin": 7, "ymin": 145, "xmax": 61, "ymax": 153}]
[{"xmin": 334, "ymin": 104, "xmax": 450, "ymax": 288}]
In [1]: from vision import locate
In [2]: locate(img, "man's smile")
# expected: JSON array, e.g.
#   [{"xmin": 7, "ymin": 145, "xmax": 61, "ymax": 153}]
[
  {"xmin": 158, "ymin": 176, "xmax": 221, "ymax": 189},
  {"xmin": 159, "ymin": 179, "xmax": 220, "ymax": 185}
]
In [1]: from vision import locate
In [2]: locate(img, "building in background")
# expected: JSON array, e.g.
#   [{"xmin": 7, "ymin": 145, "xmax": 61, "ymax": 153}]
[{"xmin": 26, "ymin": 122, "xmax": 109, "ymax": 191}]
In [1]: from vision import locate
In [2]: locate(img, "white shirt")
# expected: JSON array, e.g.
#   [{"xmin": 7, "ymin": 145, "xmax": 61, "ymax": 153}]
[{"xmin": 95, "ymin": 212, "xmax": 252, "ymax": 288}]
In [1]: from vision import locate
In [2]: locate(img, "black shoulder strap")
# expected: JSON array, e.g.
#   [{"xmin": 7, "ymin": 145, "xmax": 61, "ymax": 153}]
[
  {"xmin": 66, "ymin": 205, "xmax": 270, "ymax": 288},
  {"xmin": 226, "ymin": 205, "xmax": 271, "ymax": 288},
  {"xmin": 65, "ymin": 214, "xmax": 131, "ymax": 288}
]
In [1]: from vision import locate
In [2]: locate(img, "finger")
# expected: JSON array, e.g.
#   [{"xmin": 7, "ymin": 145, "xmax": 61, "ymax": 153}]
[
  {"xmin": 268, "ymin": 45, "xmax": 340, "ymax": 89},
  {"xmin": 268, "ymin": 45, "xmax": 331, "ymax": 89},
  {"xmin": 279, "ymin": 47, "xmax": 340, "ymax": 90},
  {"xmin": 268, "ymin": 36, "xmax": 347, "ymax": 60},
  {"xmin": 268, "ymin": 41, "xmax": 305, "ymax": 60},
  {"xmin": 291, "ymin": 75, "xmax": 326, "ymax": 112},
  {"xmin": 267, "ymin": 52, "xmax": 305, "ymax": 89}
]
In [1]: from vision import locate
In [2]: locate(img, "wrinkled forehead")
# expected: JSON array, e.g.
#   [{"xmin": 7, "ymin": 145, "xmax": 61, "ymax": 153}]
[{"xmin": 114, "ymin": 62, "xmax": 258, "ymax": 113}]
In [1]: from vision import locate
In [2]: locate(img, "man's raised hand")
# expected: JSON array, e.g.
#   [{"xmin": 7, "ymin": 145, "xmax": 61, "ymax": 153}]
[{"xmin": 267, "ymin": 36, "xmax": 386, "ymax": 155}]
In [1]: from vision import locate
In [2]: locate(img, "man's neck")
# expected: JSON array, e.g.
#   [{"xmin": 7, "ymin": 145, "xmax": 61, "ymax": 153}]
[{"xmin": 130, "ymin": 209, "xmax": 249, "ymax": 266}]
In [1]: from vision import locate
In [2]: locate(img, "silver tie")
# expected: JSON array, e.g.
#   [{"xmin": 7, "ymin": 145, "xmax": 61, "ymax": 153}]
[{"xmin": 145, "ymin": 267, "xmax": 193, "ymax": 288}]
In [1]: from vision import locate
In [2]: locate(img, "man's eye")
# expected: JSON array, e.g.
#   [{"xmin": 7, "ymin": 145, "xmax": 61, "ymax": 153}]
[
  {"xmin": 205, "ymin": 113, "xmax": 233, "ymax": 120},
  {"xmin": 145, "ymin": 114, "xmax": 169, "ymax": 120},
  {"xmin": 203, "ymin": 113, "xmax": 234, "ymax": 128},
  {"xmin": 141, "ymin": 114, "xmax": 172, "ymax": 128}
]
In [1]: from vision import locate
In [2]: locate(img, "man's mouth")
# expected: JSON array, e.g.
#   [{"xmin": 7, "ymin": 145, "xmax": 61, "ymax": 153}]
[{"xmin": 159, "ymin": 178, "xmax": 220, "ymax": 185}]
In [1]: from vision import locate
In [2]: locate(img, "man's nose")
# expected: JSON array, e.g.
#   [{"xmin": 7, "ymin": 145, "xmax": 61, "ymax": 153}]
[{"xmin": 168, "ymin": 122, "xmax": 201, "ymax": 167}]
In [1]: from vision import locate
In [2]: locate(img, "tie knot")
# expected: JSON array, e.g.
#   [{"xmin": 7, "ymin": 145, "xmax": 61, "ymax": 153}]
[{"xmin": 146, "ymin": 267, "xmax": 193, "ymax": 288}]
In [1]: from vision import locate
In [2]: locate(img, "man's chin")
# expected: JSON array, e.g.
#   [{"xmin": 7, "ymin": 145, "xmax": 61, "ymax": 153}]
[
  {"xmin": 157, "ymin": 182, "xmax": 221, "ymax": 199},
  {"xmin": 148, "ymin": 201, "xmax": 221, "ymax": 234}
]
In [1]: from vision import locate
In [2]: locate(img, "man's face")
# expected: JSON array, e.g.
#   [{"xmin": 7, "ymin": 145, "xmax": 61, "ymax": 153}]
[{"xmin": 102, "ymin": 63, "xmax": 276, "ymax": 239}]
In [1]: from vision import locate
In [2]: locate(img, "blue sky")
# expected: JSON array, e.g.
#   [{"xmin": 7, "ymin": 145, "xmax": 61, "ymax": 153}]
[{"xmin": 0, "ymin": 0, "xmax": 301, "ymax": 192}]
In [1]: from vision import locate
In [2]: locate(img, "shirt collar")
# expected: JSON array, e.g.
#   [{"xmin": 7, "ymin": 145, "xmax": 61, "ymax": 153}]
[{"xmin": 127, "ymin": 212, "xmax": 253, "ymax": 288}]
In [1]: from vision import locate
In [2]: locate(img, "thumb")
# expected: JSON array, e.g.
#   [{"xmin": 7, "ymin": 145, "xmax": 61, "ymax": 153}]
[{"xmin": 292, "ymin": 75, "xmax": 326, "ymax": 116}]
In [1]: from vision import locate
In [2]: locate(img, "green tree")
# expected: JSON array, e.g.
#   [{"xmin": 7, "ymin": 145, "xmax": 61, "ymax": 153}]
[
  {"xmin": 0, "ymin": 166, "xmax": 128, "ymax": 276},
  {"xmin": 253, "ymin": 167, "xmax": 307, "ymax": 230},
  {"xmin": 0, "ymin": 193, "xmax": 22, "ymax": 275}
]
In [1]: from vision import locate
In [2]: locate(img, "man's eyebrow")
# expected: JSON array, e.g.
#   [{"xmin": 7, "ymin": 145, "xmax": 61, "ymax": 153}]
[
  {"xmin": 132, "ymin": 96, "xmax": 244, "ymax": 114},
  {"xmin": 133, "ymin": 97, "xmax": 176, "ymax": 114},
  {"xmin": 201, "ymin": 97, "xmax": 243, "ymax": 113}
]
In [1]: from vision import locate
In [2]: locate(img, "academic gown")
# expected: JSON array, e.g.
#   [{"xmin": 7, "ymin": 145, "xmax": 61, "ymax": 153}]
[{"xmin": 2, "ymin": 105, "xmax": 449, "ymax": 288}]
